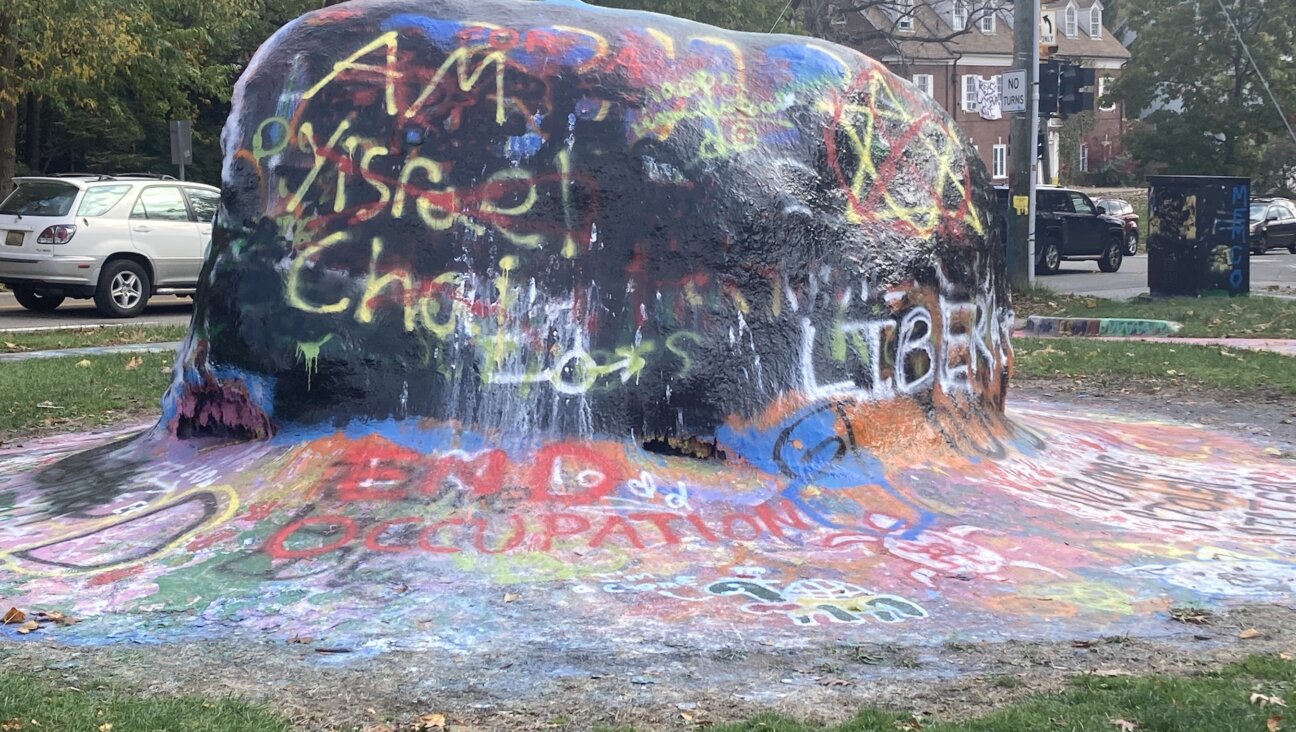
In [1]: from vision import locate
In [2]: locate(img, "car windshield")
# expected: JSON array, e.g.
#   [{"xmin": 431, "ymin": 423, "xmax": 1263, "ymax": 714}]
[
  {"xmin": 1251, "ymin": 203, "xmax": 1269, "ymax": 221},
  {"xmin": 0, "ymin": 181, "xmax": 79, "ymax": 216}
]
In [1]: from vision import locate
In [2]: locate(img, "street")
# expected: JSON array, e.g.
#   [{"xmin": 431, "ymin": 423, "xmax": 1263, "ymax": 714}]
[
  {"xmin": 0, "ymin": 293, "xmax": 193, "ymax": 330},
  {"xmin": 1039, "ymin": 252, "xmax": 1296, "ymax": 299}
]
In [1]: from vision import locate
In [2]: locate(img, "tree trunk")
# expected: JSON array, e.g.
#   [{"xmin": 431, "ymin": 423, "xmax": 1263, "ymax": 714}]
[
  {"xmin": 0, "ymin": 12, "xmax": 17, "ymax": 197},
  {"xmin": 24, "ymin": 92, "xmax": 39, "ymax": 172}
]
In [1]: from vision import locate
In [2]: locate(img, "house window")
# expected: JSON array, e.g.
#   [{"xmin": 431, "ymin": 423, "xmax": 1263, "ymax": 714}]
[
  {"xmin": 952, "ymin": 0, "xmax": 969, "ymax": 31},
  {"xmin": 1098, "ymin": 75, "xmax": 1116, "ymax": 111},
  {"xmin": 1079, "ymin": 144, "xmax": 1089, "ymax": 172},
  {"xmin": 1065, "ymin": 2, "xmax": 1078, "ymax": 36},
  {"xmin": 913, "ymin": 73, "xmax": 934, "ymax": 96},
  {"xmin": 896, "ymin": 0, "xmax": 915, "ymax": 31},
  {"xmin": 1089, "ymin": 1, "xmax": 1103, "ymax": 37},
  {"xmin": 961, "ymin": 75, "xmax": 980, "ymax": 112},
  {"xmin": 992, "ymin": 144, "xmax": 1008, "ymax": 179},
  {"xmin": 979, "ymin": 2, "xmax": 996, "ymax": 32}
]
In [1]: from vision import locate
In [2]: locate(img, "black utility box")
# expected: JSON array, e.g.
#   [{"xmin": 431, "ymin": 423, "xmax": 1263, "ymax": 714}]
[{"xmin": 1146, "ymin": 175, "xmax": 1249, "ymax": 296}]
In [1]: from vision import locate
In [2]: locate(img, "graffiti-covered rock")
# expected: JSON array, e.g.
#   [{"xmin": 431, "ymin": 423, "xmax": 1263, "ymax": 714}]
[{"xmin": 166, "ymin": 0, "xmax": 1009, "ymax": 444}]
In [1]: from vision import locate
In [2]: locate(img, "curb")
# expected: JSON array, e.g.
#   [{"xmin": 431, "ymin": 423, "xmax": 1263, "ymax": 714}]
[
  {"xmin": 0, "ymin": 342, "xmax": 181, "ymax": 363},
  {"xmin": 1024, "ymin": 316, "xmax": 1182, "ymax": 338}
]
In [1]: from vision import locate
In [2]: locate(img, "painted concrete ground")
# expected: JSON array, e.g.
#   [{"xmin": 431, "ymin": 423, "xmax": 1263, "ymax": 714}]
[{"xmin": 1, "ymin": 401, "xmax": 1293, "ymax": 661}]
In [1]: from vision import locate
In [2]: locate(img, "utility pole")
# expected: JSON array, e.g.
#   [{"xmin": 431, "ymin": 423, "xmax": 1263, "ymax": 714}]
[{"xmin": 1007, "ymin": 0, "xmax": 1040, "ymax": 289}]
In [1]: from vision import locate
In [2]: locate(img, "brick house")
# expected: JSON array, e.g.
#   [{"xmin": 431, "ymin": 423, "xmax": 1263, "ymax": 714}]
[{"xmin": 827, "ymin": 0, "xmax": 1130, "ymax": 183}]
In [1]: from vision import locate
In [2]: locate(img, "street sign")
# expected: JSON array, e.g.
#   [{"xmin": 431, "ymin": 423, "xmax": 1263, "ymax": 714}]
[
  {"xmin": 170, "ymin": 120, "xmax": 193, "ymax": 181},
  {"xmin": 1040, "ymin": 10, "xmax": 1057, "ymax": 44},
  {"xmin": 1001, "ymin": 70, "xmax": 1027, "ymax": 112}
]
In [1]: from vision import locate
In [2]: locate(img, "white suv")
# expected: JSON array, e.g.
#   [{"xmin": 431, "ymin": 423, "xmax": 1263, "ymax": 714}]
[{"xmin": 0, "ymin": 174, "xmax": 219, "ymax": 317}]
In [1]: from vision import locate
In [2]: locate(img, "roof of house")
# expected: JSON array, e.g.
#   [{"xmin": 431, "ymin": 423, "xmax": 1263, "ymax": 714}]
[{"xmin": 844, "ymin": 0, "xmax": 1130, "ymax": 63}]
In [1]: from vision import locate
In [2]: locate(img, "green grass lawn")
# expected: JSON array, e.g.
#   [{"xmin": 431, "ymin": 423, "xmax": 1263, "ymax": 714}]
[
  {"xmin": 0, "ymin": 673, "xmax": 292, "ymax": 732},
  {"xmin": 1014, "ymin": 339, "xmax": 1296, "ymax": 395},
  {"xmin": 1012, "ymin": 288, "xmax": 1296, "ymax": 339},
  {"xmin": 705, "ymin": 655, "xmax": 1296, "ymax": 732},
  {"xmin": 2, "ymin": 656, "xmax": 1294, "ymax": 732},
  {"xmin": 0, "ymin": 324, "xmax": 188, "ymax": 354},
  {"xmin": 0, "ymin": 352, "xmax": 175, "ymax": 435}
]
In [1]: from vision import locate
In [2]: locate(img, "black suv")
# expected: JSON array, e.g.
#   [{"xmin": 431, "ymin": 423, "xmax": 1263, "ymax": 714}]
[{"xmin": 994, "ymin": 186, "xmax": 1128, "ymax": 275}]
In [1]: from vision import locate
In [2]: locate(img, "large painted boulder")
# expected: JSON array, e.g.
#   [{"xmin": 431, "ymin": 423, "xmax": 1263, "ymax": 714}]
[{"xmin": 166, "ymin": 0, "xmax": 1010, "ymax": 451}]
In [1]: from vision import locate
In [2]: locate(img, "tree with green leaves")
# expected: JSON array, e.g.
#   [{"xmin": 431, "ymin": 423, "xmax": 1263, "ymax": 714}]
[
  {"xmin": 0, "ymin": 0, "xmax": 317, "ymax": 195},
  {"xmin": 1115, "ymin": 0, "xmax": 1296, "ymax": 191}
]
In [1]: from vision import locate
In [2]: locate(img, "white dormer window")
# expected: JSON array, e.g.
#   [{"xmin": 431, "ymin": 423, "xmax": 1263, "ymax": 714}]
[
  {"xmin": 1089, "ymin": 1, "xmax": 1103, "ymax": 37},
  {"xmin": 896, "ymin": 0, "xmax": 915, "ymax": 31},
  {"xmin": 979, "ymin": 2, "xmax": 997, "ymax": 32},
  {"xmin": 953, "ymin": 0, "xmax": 969, "ymax": 31},
  {"xmin": 1065, "ymin": 1, "xmax": 1079, "ymax": 37}
]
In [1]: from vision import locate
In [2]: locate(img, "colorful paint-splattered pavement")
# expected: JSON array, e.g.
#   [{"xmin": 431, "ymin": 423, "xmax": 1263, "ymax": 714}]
[{"xmin": 1, "ymin": 399, "xmax": 1292, "ymax": 664}]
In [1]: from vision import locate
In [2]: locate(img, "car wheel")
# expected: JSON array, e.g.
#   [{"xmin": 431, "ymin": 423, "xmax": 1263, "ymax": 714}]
[
  {"xmin": 94, "ymin": 260, "xmax": 151, "ymax": 318},
  {"xmin": 12, "ymin": 286, "xmax": 65, "ymax": 313},
  {"xmin": 1098, "ymin": 238, "xmax": 1124, "ymax": 272},
  {"xmin": 1253, "ymin": 236, "xmax": 1267, "ymax": 255},
  {"xmin": 1035, "ymin": 240, "xmax": 1061, "ymax": 275},
  {"xmin": 1289, "ymin": 242, "xmax": 1296, "ymax": 254},
  {"xmin": 1124, "ymin": 230, "xmax": 1138, "ymax": 256}
]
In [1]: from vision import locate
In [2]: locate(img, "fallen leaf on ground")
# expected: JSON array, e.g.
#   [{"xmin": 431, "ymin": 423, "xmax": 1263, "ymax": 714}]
[
  {"xmin": 817, "ymin": 675, "xmax": 854, "ymax": 686},
  {"xmin": 1, "ymin": 608, "xmax": 24, "ymax": 625},
  {"xmin": 680, "ymin": 712, "xmax": 694, "ymax": 722},
  {"xmin": 1, "ymin": 719, "xmax": 21, "ymax": 730},
  {"xmin": 417, "ymin": 712, "xmax": 446, "ymax": 729},
  {"xmin": 34, "ymin": 401, "xmax": 61, "ymax": 409},
  {"xmin": 98, "ymin": 725, "xmax": 112, "ymax": 732},
  {"xmin": 1240, "ymin": 628, "xmax": 1264, "ymax": 639},
  {"xmin": 1253, "ymin": 693, "xmax": 1288, "ymax": 707},
  {"xmin": 33, "ymin": 611, "xmax": 74, "ymax": 625},
  {"xmin": 75, "ymin": 360, "xmax": 91, "ymax": 368},
  {"xmin": 1269, "ymin": 715, "xmax": 1283, "ymax": 732},
  {"xmin": 1092, "ymin": 669, "xmax": 1134, "ymax": 677},
  {"xmin": 502, "ymin": 593, "xmax": 518, "ymax": 603},
  {"xmin": 1281, "ymin": 652, "xmax": 1294, "ymax": 661},
  {"xmin": 893, "ymin": 719, "xmax": 923, "ymax": 731},
  {"xmin": 3, "ymin": 342, "xmax": 18, "ymax": 349},
  {"xmin": 15, "ymin": 620, "xmax": 39, "ymax": 634},
  {"xmin": 1072, "ymin": 639, "xmax": 1097, "ymax": 648},
  {"xmin": 287, "ymin": 635, "xmax": 313, "ymax": 644},
  {"xmin": 124, "ymin": 356, "xmax": 142, "ymax": 370},
  {"xmin": 1169, "ymin": 607, "xmax": 1212, "ymax": 624},
  {"xmin": 1111, "ymin": 719, "xmax": 1138, "ymax": 731}
]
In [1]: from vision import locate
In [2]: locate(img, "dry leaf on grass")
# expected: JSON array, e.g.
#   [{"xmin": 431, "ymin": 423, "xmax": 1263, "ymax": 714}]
[
  {"xmin": 1281, "ymin": 652, "xmax": 1294, "ymax": 661},
  {"xmin": 416, "ymin": 712, "xmax": 446, "ymax": 729},
  {"xmin": 1240, "ymin": 628, "xmax": 1264, "ymax": 639},
  {"xmin": 1253, "ymin": 694, "xmax": 1288, "ymax": 707},
  {"xmin": 1110, "ymin": 719, "xmax": 1138, "ymax": 731},
  {"xmin": 817, "ymin": 675, "xmax": 854, "ymax": 686},
  {"xmin": 98, "ymin": 725, "xmax": 113, "ymax": 732},
  {"xmin": 15, "ymin": 621, "xmax": 39, "ymax": 634},
  {"xmin": 1092, "ymin": 669, "xmax": 1134, "ymax": 677},
  {"xmin": 1, "ymin": 608, "xmax": 24, "ymax": 625},
  {"xmin": 1, "ymin": 719, "xmax": 21, "ymax": 731},
  {"xmin": 75, "ymin": 360, "xmax": 92, "ymax": 368},
  {"xmin": 124, "ymin": 356, "xmax": 142, "ymax": 371},
  {"xmin": 1269, "ymin": 716, "xmax": 1283, "ymax": 732},
  {"xmin": 502, "ymin": 593, "xmax": 518, "ymax": 603}
]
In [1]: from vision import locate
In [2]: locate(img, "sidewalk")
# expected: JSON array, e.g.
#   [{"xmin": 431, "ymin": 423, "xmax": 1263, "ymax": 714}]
[
  {"xmin": 0, "ymin": 342, "xmax": 181, "ymax": 363},
  {"xmin": 1015, "ymin": 332, "xmax": 1296, "ymax": 357}
]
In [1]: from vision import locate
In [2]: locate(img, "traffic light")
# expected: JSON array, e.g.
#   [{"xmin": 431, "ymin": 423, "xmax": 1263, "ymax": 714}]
[
  {"xmin": 1058, "ymin": 64, "xmax": 1096, "ymax": 117},
  {"xmin": 1038, "ymin": 60, "xmax": 1061, "ymax": 118}
]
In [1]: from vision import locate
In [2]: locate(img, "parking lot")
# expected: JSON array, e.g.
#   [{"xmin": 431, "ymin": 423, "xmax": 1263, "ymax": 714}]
[{"xmin": 1039, "ymin": 251, "xmax": 1296, "ymax": 299}]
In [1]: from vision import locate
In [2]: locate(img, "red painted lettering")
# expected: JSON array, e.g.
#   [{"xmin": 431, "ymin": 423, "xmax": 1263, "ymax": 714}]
[
  {"xmin": 588, "ymin": 515, "xmax": 645, "ymax": 549},
  {"xmin": 528, "ymin": 444, "xmax": 625, "ymax": 506},
  {"xmin": 418, "ymin": 518, "xmax": 467, "ymax": 553},
  {"xmin": 721, "ymin": 513, "xmax": 763, "ymax": 541},
  {"xmin": 471, "ymin": 515, "xmax": 527, "ymax": 554},
  {"xmin": 536, "ymin": 512, "xmax": 592, "ymax": 551},
  {"xmin": 754, "ymin": 499, "xmax": 813, "ymax": 539},
  {"xmin": 628, "ymin": 512, "xmax": 685, "ymax": 544},
  {"xmin": 266, "ymin": 515, "xmax": 358, "ymax": 559},
  {"xmin": 363, "ymin": 517, "xmax": 422, "ymax": 553}
]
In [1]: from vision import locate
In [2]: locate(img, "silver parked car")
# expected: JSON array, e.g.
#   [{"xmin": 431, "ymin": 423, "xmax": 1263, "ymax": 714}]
[{"xmin": 0, "ymin": 174, "xmax": 219, "ymax": 317}]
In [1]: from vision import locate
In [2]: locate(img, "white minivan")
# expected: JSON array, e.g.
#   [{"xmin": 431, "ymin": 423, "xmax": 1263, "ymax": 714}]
[{"xmin": 0, "ymin": 174, "xmax": 219, "ymax": 317}]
